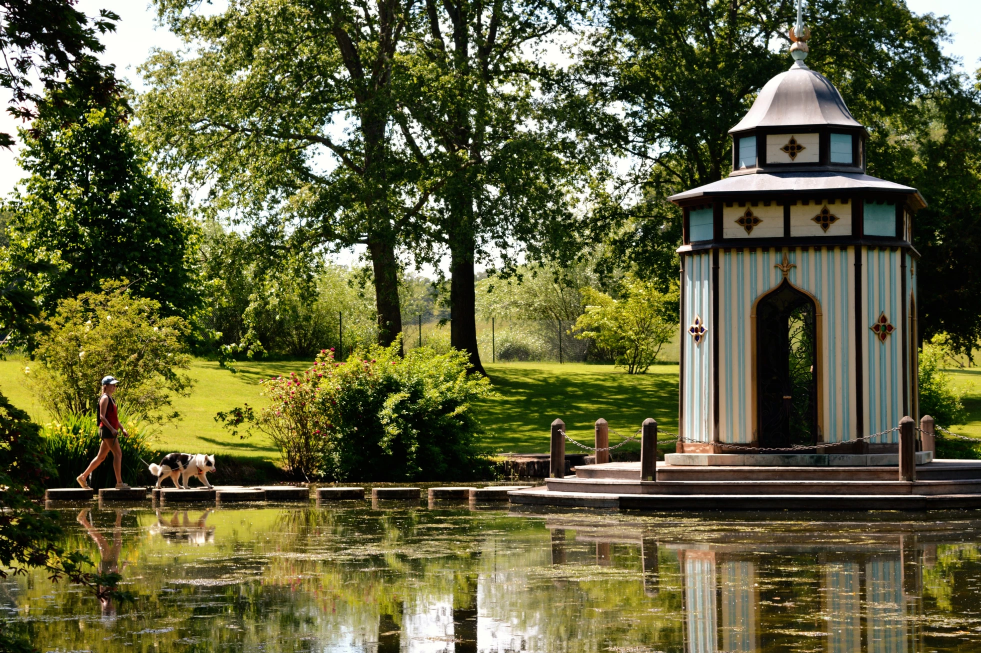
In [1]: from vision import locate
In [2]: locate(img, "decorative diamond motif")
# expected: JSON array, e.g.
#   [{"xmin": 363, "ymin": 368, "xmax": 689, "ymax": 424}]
[
  {"xmin": 688, "ymin": 315, "xmax": 708, "ymax": 344},
  {"xmin": 870, "ymin": 312, "xmax": 895, "ymax": 343},
  {"xmin": 780, "ymin": 136, "xmax": 806, "ymax": 161},
  {"xmin": 811, "ymin": 205, "xmax": 840, "ymax": 232},
  {"xmin": 735, "ymin": 208, "xmax": 762, "ymax": 234}
]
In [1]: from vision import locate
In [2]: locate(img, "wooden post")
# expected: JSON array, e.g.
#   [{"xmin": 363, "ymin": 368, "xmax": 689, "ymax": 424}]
[
  {"xmin": 550, "ymin": 419, "xmax": 566, "ymax": 478},
  {"xmin": 899, "ymin": 416, "xmax": 916, "ymax": 482},
  {"xmin": 640, "ymin": 418, "xmax": 657, "ymax": 481},
  {"xmin": 595, "ymin": 419, "xmax": 609, "ymax": 465},
  {"xmin": 920, "ymin": 415, "xmax": 935, "ymax": 456}
]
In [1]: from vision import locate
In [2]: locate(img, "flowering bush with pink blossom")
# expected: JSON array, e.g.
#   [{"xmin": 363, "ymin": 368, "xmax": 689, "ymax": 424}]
[{"xmin": 251, "ymin": 336, "xmax": 495, "ymax": 480}]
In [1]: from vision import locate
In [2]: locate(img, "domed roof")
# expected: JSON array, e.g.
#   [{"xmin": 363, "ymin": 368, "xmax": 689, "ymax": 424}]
[{"xmin": 729, "ymin": 61, "xmax": 863, "ymax": 133}]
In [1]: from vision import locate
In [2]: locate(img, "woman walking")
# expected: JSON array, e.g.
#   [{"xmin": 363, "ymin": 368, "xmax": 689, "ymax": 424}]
[{"xmin": 77, "ymin": 376, "xmax": 129, "ymax": 489}]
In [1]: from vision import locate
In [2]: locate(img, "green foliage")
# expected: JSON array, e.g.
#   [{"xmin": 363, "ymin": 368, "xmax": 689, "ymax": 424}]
[
  {"xmin": 0, "ymin": 0, "xmax": 118, "ymax": 148},
  {"xmin": 38, "ymin": 411, "xmax": 156, "ymax": 487},
  {"xmin": 1, "ymin": 80, "xmax": 200, "ymax": 327},
  {"xmin": 574, "ymin": 276, "xmax": 678, "ymax": 374},
  {"xmin": 918, "ymin": 334, "xmax": 969, "ymax": 430},
  {"xmin": 238, "ymin": 337, "xmax": 495, "ymax": 481},
  {"xmin": 29, "ymin": 281, "xmax": 192, "ymax": 422}
]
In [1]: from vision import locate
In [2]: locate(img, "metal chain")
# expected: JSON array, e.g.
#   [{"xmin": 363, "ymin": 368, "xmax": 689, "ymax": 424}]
[
  {"xmin": 660, "ymin": 426, "xmax": 900, "ymax": 453},
  {"xmin": 923, "ymin": 425, "xmax": 980, "ymax": 442},
  {"xmin": 561, "ymin": 428, "xmax": 641, "ymax": 452}
]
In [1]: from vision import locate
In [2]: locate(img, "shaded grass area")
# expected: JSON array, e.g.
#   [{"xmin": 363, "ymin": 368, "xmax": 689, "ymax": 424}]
[{"xmin": 476, "ymin": 362, "xmax": 678, "ymax": 454}]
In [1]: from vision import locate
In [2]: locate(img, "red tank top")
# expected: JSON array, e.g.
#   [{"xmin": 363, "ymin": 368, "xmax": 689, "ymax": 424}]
[{"xmin": 100, "ymin": 395, "xmax": 121, "ymax": 429}]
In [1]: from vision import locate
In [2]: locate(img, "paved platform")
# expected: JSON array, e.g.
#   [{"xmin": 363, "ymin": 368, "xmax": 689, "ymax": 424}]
[
  {"xmin": 260, "ymin": 486, "xmax": 309, "ymax": 501},
  {"xmin": 470, "ymin": 486, "xmax": 527, "ymax": 502},
  {"xmin": 156, "ymin": 487, "xmax": 217, "ymax": 503},
  {"xmin": 217, "ymin": 488, "xmax": 265, "ymax": 502},
  {"xmin": 428, "ymin": 487, "xmax": 474, "ymax": 500}
]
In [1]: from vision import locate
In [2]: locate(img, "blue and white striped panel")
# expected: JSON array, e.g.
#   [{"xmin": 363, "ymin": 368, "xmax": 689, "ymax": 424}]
[
  {"xmin": 685, "ymin": 555, "xmax": 718, "ymax": 653},
  {"xmin": 866, "ymin": 558, "xmax": 907, "ymax": 653},
  {"xmin": 825, "ymin": 563, "xmax": 861, "ymax": 652},
  {"xmin": 720, "ymin": 561, "xmax": 757, "ymax": 652},
  {"xmin": 863, "ymin": 248, "xmax": 905, "ymax": 443},
  {"xmin": 683, "ymin": 253, "xmax": 713, "ymax": 443}
]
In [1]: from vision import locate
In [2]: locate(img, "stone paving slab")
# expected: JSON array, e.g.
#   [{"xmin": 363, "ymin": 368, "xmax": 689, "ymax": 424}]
[
  {"xmin": 158, "ymin": 488, "xmax": 217, "ymax": 503},
  {"xmin": 469, "ymin": 486, "xmax": 526, "ymax": 501},
  {"xmin": 260, "ymin": 486, "xmax": 310, "ymax": 501},
  {"xmin": 428, "ymin": 487, "xmax": 474, "ymax": 500},
  {"xmin": 98, "ymin": 487, "xmax": 149, "ymax": 501},
  {"xmin": 216, "ymin": 488, "xmax": 266, "ymax": 502},
  {"xmin": 46, "ymin": 487, "xmax": 95, "ymax": 501},
  {"xmin": 317, "ymin": 487, "xmax": 365, "ymax": 501},
  {"xmin": 372, "ymin": 487, "xmax": 420, "ymax": 500}
]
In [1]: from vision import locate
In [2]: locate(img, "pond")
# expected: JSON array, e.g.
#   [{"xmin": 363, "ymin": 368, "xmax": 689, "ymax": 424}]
[{"xmin": 1, "ymin": 502, "xmax": 979, "ymax": 652}]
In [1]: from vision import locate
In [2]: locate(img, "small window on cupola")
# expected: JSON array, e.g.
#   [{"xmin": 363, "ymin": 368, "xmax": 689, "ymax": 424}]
[
  {"xmin": 830, "ymin": 133, "xmax": 853, "ymax": 164},
  {"xmin": 738, "ymin": 137, "xmax": 756, "ymax": 168}
]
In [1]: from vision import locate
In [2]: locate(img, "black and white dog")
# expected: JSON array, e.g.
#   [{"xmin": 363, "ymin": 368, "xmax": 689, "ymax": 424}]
[{"xmin": 148, "ymin": 454, "xmax": 217, "ymax": 489}]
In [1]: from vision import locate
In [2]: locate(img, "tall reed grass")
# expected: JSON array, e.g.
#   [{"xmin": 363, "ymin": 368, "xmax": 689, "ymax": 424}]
[{"xmin": 41, "ymin": 412, "xmax": 157, "ymax": 487}]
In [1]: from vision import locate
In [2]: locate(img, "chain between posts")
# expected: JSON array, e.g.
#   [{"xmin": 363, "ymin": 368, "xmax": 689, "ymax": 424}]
[
  {"xmin": 655, "ymin": 426, "xmax": 901, "ymax": 453},
  {"xmin": 561, "ymin": 428, "xmax": 641, "ymax": 453},
  {"xmin": 924, "ymin": 425, "xmax": 980, "ymax": 442}
]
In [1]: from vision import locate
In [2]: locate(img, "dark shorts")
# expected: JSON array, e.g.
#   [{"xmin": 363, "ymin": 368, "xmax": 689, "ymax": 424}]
[{"xmin": 100, "ymin": 427, "xmax": 117, "ymax": 440}]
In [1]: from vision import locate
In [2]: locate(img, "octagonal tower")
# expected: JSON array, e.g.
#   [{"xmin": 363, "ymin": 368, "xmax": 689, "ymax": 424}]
[{"xmin": 669, "ymin": 13, "xmax": 923, "ymax": 454}]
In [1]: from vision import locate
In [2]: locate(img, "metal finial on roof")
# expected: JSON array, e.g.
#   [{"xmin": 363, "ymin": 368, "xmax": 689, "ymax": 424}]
[{"xmin": 789, "ymin": 0, "xmax": 810, "ymax": 63}]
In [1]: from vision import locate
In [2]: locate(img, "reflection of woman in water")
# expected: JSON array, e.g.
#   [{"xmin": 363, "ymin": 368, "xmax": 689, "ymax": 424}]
[{"xmin": 76, "ymin": 509, "xmax": 126, "ymax": 618}]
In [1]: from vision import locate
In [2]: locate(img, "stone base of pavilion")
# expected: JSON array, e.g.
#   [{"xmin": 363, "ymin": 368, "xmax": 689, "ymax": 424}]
[
  {"xmin": 664, "ymin": 451, "xmax": 934, "ymax": 466},
  {"xmin": 506, "ymin": 459, "xmax": 981, "ymax": 511}
]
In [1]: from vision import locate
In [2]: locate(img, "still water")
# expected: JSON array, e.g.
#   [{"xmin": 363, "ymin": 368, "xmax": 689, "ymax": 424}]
[{"xmin": 1, "ymin": 502, "xmax": 978, "ymax": 652}]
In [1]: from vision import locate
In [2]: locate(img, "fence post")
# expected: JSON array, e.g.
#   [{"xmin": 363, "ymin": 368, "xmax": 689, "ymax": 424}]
[
  {"xmin": 640, "ymin": 418, "xmax": 658, "ymax": 481},
  {"xmin": 550, "ymin": 419, "xmax": 566, "ymax": 478},
  {"xmin": 595, "ymin": 419, "xmax": 609, "ymax": 465},
  {"xmin": 899, "ymin": 416, "xmax": 916, "ymax": 482},
  {"xmin": 920, "ymin": 415, "xmax": 935, "ymax": 456}
]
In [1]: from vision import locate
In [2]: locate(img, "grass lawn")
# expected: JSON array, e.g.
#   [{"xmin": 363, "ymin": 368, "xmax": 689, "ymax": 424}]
[
  {"xmin": 945, "ymin": 366, "xmax": 981, "ymax": 439},
  {"xmin": 477, "ymin": 362, "xmax": 678, "ymax": 454}
]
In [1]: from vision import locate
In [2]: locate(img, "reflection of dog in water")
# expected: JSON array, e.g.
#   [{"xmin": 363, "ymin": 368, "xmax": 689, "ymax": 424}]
[{"xmin": 149, "ymin": 509, "xmax": 215, "ymax": 546}]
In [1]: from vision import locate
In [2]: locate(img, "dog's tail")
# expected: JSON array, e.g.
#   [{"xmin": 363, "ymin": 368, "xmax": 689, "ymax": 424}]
[{"xmin": 146, "ymin": 459, "xmax": 161, "ymax": 476}]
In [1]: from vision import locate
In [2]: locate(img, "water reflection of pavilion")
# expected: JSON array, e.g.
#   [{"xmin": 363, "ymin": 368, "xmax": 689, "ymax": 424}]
[{"xmin": 544, "ymin": 517, "xmax": 957, "ymax": 653}]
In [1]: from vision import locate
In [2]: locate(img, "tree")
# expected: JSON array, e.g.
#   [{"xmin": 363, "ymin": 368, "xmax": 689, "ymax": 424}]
[
  {"xmin": 396, "ymin": 0, "xmax": 586, "ymax": 374},
  {"xmin": 574, "ymin": 275, "xmax": 677, "ymax": 374},
  {"xmin": 2, "ymin": 82, "xmax": 201, "ymax": 321},
  {"xmin": 141, "ymin": 0, "xmax": 435, "ymax": 348},
  {"xmin": 0, "ymin": 0, "xmax": 118, "ymax": 147},
  {"xmin": 29, "ymin": 281, "xmax": 192, "ymax": 422}
]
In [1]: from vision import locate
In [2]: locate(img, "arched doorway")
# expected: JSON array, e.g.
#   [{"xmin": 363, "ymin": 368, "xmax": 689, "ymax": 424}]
[{"xmin": 755, "ymin": 280, "xmax": 819, "ymax": 448}]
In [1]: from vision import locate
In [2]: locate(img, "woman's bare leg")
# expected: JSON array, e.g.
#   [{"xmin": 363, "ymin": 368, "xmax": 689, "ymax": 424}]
[
  {"xmin": 78, "ymin": 440, "xmax": 111, "ymax": 487},
  {"xmin": 108, "ymin": 438, "xmax": 123, "ymax": 486}
]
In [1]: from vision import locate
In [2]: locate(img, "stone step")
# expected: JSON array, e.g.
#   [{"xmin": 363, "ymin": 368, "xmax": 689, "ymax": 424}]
[
  {"xmin": 546, "ymin": 477, "xmax": 981, "ymax": 496},
  {"xmin": 259, "ymin": 486, "xmax": 309, "ymax": 501},
  {"xmin": 317, "ymin": 487, "xmax": 365, "ymax": 501},
  {"xmin": 470, "ymin": 486, "xmax": 527, "ymax": 502},
  {"xmin": 428, "ymin": 487, "xmax": 475, "ymax": 501},
  {"xmin": 45, "ymin": 487, "xmax": 95, "ymax": 501},
  {"xmin": 217, "ymin": 488, "xmax": 265, "ymax": 502},
  {"xmin": 508, "ymin": 487, "xmax": 979, "ymax": 511},
  {"xmin": 574, "ymin": 461, "xmax": 981, "ymax": 482},
  {"xmin": 98, "ymin": 487, "xmax": 149, "ymax": 501},
  {"xmin": 156, "ymin": 487, "xmax": 217, "ymax": 503},
  {"xmin": 371, "ymin": 487, "xmax": 420, "ymax": 501},
  {"xmin": 662, "ymin": 451, "xmax": 935, "ymax": 467}
]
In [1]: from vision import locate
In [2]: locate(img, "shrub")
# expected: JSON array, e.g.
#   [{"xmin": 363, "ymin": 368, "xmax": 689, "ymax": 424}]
[
  {"xmin": 574, "ymin": 275, "xmax": 678, "ymax": 374},
  {"xmin": 918, "ymin": 333, "xmax": 969, "ymax": 429},
  {"xmin": 40, "ymin": 412, "xmax": 157, "ymax": 488},
  {"xmin": 246, "ymin": 337, "xmax": 495, "ymax": 481},
  {"xmin": 28, "ymin": 280, "xmax": 192, "ymax": 422}
]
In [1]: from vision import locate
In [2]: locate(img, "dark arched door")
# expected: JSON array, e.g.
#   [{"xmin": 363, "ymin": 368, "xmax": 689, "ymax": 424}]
[{"xmin": 756, "ymin": 281, "xmax": 818, "ymax": 448}]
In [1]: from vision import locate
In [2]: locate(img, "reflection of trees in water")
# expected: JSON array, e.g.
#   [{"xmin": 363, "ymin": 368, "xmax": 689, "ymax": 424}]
[{"xmin": 6, "ymin": 509, "xmax": 980, "ymax": 651}]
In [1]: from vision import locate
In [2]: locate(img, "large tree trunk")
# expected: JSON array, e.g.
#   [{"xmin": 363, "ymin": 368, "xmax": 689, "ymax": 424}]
[
  {"xmin": 368, "ymin": 236, "xmax": 403, "ymax": 349},
  {"xmin": 449, "ymin": 217, "xmax": 486, "ymax": 375}
]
